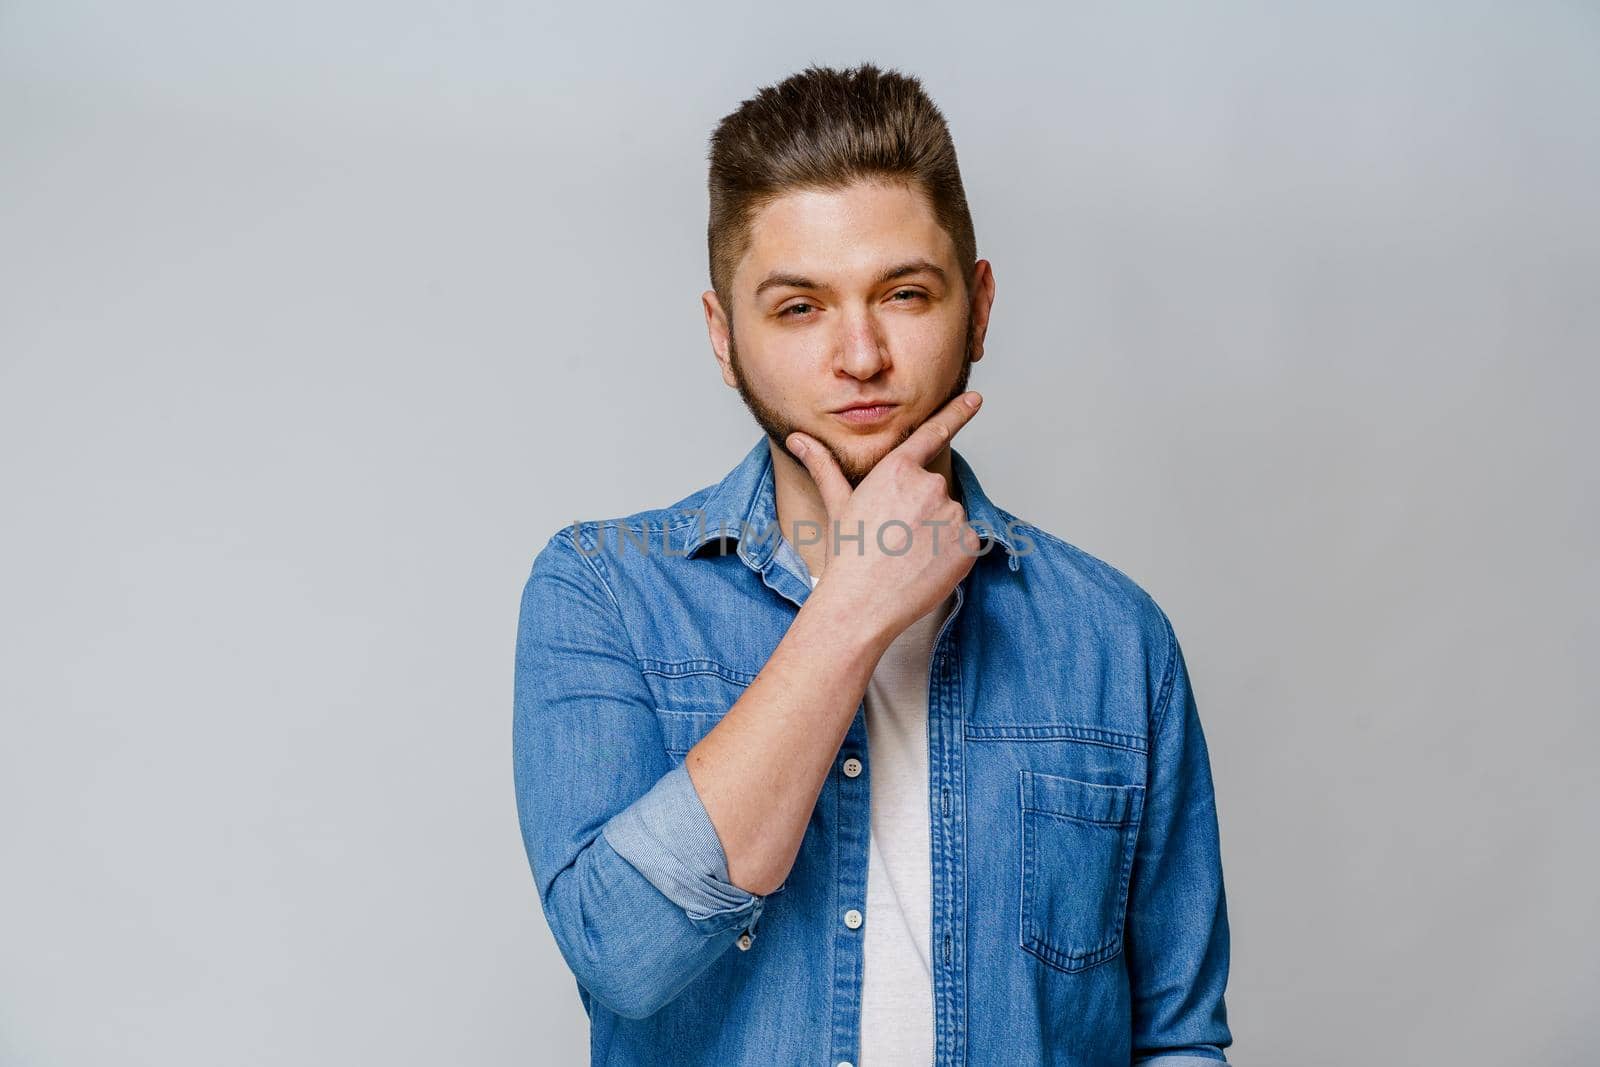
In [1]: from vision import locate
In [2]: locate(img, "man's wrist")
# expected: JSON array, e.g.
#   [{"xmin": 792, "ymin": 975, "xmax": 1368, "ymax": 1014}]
[{"xmin": 796, "ymin": 578, "xmax": 898, "ymax": 669}]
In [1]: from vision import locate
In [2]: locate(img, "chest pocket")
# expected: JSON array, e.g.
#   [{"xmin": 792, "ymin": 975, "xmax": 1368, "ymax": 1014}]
[
  {"xmin": 1018, "ymin": 769, "xmax": 1145, "ymax": 973},
  {"xmin": 643, "ymin": 659, "xmax": 754, "ymax": 759}
]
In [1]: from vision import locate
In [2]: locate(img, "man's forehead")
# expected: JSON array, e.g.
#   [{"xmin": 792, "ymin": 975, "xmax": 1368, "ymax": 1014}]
[{"xmin": 736, "ymin": 183, "xmax": 953, "ymax": 294}]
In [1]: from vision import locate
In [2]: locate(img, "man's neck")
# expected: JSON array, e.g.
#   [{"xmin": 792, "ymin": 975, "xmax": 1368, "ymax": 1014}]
[{"xmin": 767, "ymin": 439, "xmax": 956, "ymax": 581}]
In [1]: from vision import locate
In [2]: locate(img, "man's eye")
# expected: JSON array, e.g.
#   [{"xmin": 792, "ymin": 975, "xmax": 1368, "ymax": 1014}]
[
  {"xmin": 781, "ymin": 303, "xmax": 815, "ymax": 318},
  {"xmin": 891, "ymin": 289, "xmax": 926, "ymax": 303}
]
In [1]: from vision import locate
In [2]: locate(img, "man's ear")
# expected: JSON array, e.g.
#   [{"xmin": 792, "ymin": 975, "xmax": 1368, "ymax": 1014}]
[
  {"xmin": 702, "ymin": 290, "xmax": 739, "ymax": 388},
  {"xmin": 968, "ymin": 259, "xmax": 996, "ymax": 364}
]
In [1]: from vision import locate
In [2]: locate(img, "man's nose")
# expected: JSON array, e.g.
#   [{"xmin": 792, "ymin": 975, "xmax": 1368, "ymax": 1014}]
[{"xmin": 833, "ymin": 312, "xmax": 891, "ymax": 379}]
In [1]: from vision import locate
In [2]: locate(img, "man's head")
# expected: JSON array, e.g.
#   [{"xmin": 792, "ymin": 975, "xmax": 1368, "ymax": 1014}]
[{"xmin": 702, "ymin": 62, "xmax": 995, "ymax": 488}]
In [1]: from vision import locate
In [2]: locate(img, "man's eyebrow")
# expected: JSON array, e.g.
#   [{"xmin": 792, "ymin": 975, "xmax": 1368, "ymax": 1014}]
[{"xmin": 752, "ymin": 259, "xmax": 948, "ymax": 299}]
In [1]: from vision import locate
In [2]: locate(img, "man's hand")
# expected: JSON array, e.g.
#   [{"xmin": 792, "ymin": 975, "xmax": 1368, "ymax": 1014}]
[{"xmin": 784, "ymin": 390, "xmax": 985, "ymax": 648}]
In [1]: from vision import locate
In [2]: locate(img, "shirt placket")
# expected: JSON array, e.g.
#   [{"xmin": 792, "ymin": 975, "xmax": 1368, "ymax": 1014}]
[
  {"xmin": 829, "ymin": 696, "xmax": 871, "ymax": 1067},
  {"xmin": 928, "ymin": 580, "xmax": 968, "ymax": 1066}
]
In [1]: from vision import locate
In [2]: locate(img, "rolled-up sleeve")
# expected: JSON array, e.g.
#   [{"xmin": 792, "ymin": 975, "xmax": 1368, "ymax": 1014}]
[
  {"xmin": 1126, "ymin": 607, "xmax": 1234, "ymax": 1063},
  {"xmin": 512, "ymin": 527, "xmax": 766, "ymax": 1021},
  {"xmin": 603, "ymin": 761, "xmax": 767, "ymax": 922}
]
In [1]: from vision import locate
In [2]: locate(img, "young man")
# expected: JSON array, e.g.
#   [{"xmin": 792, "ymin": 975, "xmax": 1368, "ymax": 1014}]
[{"xmin": 513, "ymin": 63, "xmax": 1232, "ymax": 1066}]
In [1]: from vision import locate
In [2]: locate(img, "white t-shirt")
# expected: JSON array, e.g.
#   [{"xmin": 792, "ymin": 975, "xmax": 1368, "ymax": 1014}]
[{"xmin": 810, "ymin": 573, "xmax": 957, "ymax": 1065}]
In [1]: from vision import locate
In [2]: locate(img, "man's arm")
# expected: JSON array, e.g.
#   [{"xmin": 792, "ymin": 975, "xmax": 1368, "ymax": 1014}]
[
  {"xmin": 692, "ymin": 392, "xmax": 987, "ymax": 894},
  {"xmin": 1125, "ymin": 608, "xmax": 1234, "ymax": 1064}
]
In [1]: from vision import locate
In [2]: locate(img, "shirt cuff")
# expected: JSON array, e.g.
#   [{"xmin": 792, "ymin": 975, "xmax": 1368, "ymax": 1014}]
[
  {"xmin": 1133, "ymin": 1055, "xmax": 1229, "ymax": 1065},
  {"xmin": 602, "ymin": 761, "xmax": 766, "ymax": 929}
]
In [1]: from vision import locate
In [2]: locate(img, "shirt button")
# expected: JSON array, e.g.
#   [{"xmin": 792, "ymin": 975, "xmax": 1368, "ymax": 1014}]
[
  {"xmin": 843, "ymin": 908, "xmax": 863, "ymax": 930},
  {"xmin": 736, "ymin": 931, "xmax": 753, "ymax": 951},
  {"xmin": 837, "ymin": 1062, "xmax": 854, "ymax": 1067},
  {"xmin": 842, "ymin": 757, "xmax": 862, "ymax": 778}
]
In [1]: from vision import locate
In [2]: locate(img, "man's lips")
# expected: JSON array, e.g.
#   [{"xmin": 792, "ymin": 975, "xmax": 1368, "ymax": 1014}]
[
  {"xmin": 831, "ymin": 398, "xmax": 897, "ymax": 412},
  {"xmin": 831, "ymin": 401, "xmax": 898, "ymax": 425}
]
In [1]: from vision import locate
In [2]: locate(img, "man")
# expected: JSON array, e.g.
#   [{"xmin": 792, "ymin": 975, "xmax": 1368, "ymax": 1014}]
[{"xmin": 513, "ymin": 62, "xmax": 1232, "ymax": 1066}]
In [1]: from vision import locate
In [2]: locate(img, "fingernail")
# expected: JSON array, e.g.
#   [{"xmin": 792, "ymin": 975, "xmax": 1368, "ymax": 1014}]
[
  {"xmin": 787, "ymin": 435, "xmax": 806, "ymax": 456},
  {"xmin": 965, "ymin": 392, "xmax": 982, "ymax": 409}
]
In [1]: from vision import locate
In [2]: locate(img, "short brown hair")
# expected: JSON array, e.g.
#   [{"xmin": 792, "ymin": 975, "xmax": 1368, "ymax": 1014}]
[{"xmin": 706, "ymin": 62, "xmax": 979, "ymax": 319}]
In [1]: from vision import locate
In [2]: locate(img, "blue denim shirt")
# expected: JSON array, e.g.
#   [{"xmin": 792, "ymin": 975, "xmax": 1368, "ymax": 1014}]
[{"xmin": 512, "ymin": 436, "xmax": 1232, "ymax": 1065}]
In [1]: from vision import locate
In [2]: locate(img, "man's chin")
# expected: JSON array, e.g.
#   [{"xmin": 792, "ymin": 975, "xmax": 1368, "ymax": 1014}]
[{"xmin": 825, "ymin": 435, "xmax": 905, "ymax": 487}]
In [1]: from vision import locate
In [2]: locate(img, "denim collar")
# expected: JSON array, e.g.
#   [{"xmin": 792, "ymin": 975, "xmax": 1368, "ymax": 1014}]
[{"xmin": 679, "ymin": 436, "xmax": 1023, "ymax": 574}]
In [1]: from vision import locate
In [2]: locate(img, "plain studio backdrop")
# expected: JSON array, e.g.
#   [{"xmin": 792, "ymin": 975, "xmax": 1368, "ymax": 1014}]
[{"xmin": 1, "ymin": 2, "xmax": 1595, "ymax": 1064}]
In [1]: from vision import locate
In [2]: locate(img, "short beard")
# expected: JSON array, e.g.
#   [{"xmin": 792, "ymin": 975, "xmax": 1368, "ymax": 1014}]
[{"xmin": 726, "ymin": 309, "xmax": 976, "ymax": 489}]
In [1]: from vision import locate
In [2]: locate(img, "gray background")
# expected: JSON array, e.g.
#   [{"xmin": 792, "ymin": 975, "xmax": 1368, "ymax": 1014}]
[{"xmin": 2, "ymin": 2, "xmax": 1595, "ymax": 1064}]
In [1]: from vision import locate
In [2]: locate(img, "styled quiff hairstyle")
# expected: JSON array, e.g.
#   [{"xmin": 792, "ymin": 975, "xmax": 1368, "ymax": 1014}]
[{"xmin": 706, "ymin": 62, "xmax": 978, "ymax": 320}]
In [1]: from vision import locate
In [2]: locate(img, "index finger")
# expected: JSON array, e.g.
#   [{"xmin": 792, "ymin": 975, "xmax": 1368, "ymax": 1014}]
[{"xmin": 894, "ymin": 390, "xmax": 983, "ymax": 468}]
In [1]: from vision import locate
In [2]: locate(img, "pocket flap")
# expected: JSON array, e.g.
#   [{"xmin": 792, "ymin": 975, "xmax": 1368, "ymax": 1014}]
[{"xmin": 1020, "ymin": 770, "xmax": 1143, "ymax": 825}]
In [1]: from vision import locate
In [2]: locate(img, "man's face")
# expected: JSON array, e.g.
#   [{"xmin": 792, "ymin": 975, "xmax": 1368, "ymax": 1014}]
[{"xmin": 708, "ymin": 178, "xmax": 988, "ymax": 488}]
